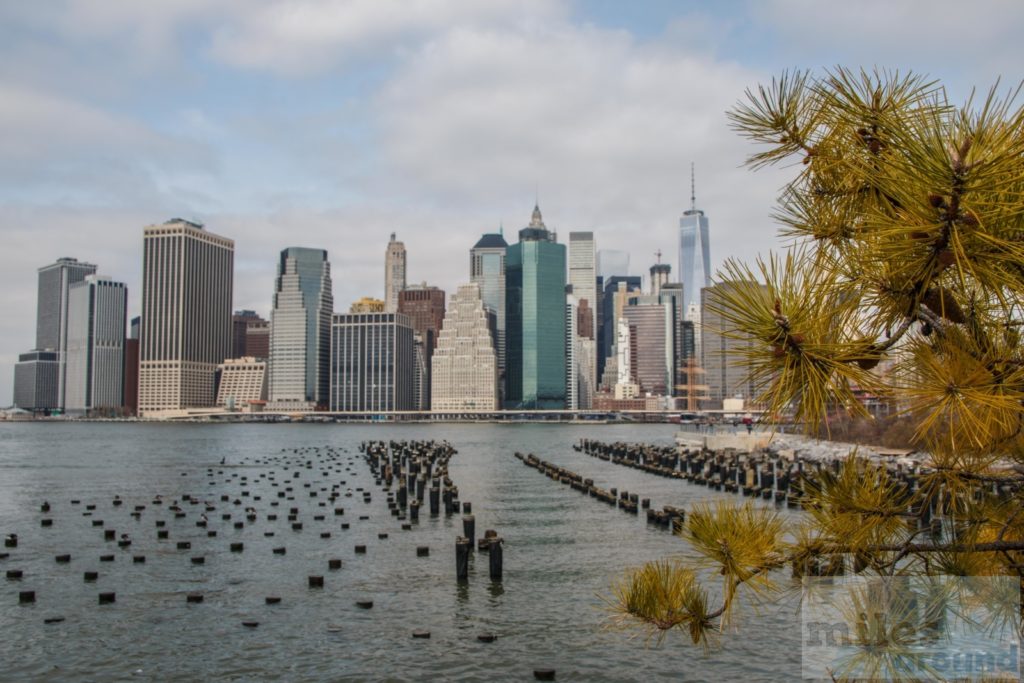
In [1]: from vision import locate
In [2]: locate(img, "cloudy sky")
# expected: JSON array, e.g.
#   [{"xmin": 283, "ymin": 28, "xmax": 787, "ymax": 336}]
[{"xmin": 2, "ymin": 0, "xmax": 1021, "ymax": 403}]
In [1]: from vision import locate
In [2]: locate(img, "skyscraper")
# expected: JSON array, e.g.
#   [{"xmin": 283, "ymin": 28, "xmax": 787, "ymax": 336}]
[
  {"xmin": 138, "ymin": 219, "xmax": 234, "ymax": 416},
  {"xmin": 575, "ymin": 299, "xmax": 596, "ymax": 409},
  {"xmin": 598, "ymin": 275, "xmax": 641, "ymax": 384},
  {"xmin": 505, "ymin": 204, "xmax": 567, "ymax": 409},
  {"xmin": 622, "ymin": 294, "xmax": 674, "ymax": 397},
  {"xmin": 35, "ymin": 257, "xmax": 98, "ymax": 409},
  {"xmin": 123, "ymin": 317, "xmax": 140, "ymax": 416},
  {"xmin": 470, "ymin": 232, "xmax": 508, "ymax": 392},
  {"xmin": 398, "ymin": 284, "xmax": 446, "ymax": 409},
  {"xmin": 565, "ymin": 293, "xmax": 578, "ymax": 410},
  {"xmin": 569, "ymin": 232, "xmax": 598, "ymax": 401},
  {"xmin": 678, "ymin": 166, "xmax": 711, "ymax": 334},
  {"xmin": 329, "ymin": 312, "xmax": 414, "ymax": 412},
  {"xmin": 568, "ymin": 232, "xmax": 598, "ymax": 338},
  {"xmin": 65, "ymin": 275, "xmax": 127, "ymax": 416},
  {"xmin": 233, "ymin": 310, "xmax": 270, "ymax": 360},
  {"xmin": 701, "ymin": 281, "xmax": 763, "ymax": 409},
  {"xmin": 431, "ymin": 283, "xmax": 498, "ymax": 411},
  {"xmin": 12, "ymin": 350, "xmax": 59, "ymax": 412},
  {"xmin": 384, "ymin": 233, "xmax": 406, "ymax": 313},
  {"xmin": 268, "ymin": 247, "xmax": 333, "ymax": 409}
]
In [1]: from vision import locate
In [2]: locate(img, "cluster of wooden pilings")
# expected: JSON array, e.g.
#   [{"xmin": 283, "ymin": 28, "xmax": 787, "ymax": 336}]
[
  {"xmin": 360, "ymin": 440, "xmax": 504, "ymax": 583},
  {"xmin": 513, "ymin": 452, "xmax": 685, "ymax": 532},
  {"xmin": 576, "ymin": 439, "xmax": 1019, "ymax": 548},
  {"xmin": 578, "ymin": 438, "xmax": 805, "ymax": 507},
  {"xmin": 3, "ymin": 440, "xmax": 498, "ymax": 629}
]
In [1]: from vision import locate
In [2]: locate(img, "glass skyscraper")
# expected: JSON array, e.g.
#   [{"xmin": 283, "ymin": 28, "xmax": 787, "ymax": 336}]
[
  {"xmin": 678, "ymin": 206, "xmax": 711, "ymax": 322},
  {"xmin": 269, "ymin": 247, "xmax": 333, "ymax": 409},
  {"xmin": 470, "ymin": 231, "xmax": 508, "ymax": 388},
  {"xmin": 505, "ymin": 205, "xmax": 567, "ymax": 409}
]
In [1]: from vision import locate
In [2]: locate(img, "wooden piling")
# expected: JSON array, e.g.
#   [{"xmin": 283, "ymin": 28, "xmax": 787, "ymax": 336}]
[{"xmin": 455, "ymin": 536, "xmax": 470, "ymax": 581}]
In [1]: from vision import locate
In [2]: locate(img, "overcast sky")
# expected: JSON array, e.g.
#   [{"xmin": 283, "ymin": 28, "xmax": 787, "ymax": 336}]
[{"xmin": 2, "ymin": 0, "xmax": 1022, "ymax": 404}]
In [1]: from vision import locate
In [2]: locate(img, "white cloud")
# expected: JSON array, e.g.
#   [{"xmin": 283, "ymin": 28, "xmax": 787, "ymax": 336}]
[
  {"xmin": 0, "ymin": 83, "xmax": 216, "ymax": 202},
  {"xmin": 751, "ymin": 0, "xmax": 1024, "ymax": 90},
  {"xmin": 208, "ymin": 0, "xmax": 566, "ymax": 75}
]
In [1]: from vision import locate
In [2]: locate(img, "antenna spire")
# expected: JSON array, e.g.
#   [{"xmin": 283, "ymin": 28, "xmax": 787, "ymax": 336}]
[{"xmin": 690, "ymin": 162, "xmax": 696, "ymax": 211}]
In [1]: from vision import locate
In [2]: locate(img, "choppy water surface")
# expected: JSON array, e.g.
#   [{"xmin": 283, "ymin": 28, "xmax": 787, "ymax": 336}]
[{"xmin": 0, "ymin": 423, "xmax": 801, "ymax": 682}]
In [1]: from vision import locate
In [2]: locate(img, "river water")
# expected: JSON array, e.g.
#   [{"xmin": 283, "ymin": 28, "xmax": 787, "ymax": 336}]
[{"xmin": 0, "ymin": 423, "xmax": 802, "ymax": 682}]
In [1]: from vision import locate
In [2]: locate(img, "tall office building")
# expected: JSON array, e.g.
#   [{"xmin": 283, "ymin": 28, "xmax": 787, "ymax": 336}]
[
  {"xmin": 398, "ymin": 284, "xmax": 446, "ymax": 409},
  {"xmin": 431, "ymin": 283, "xmax": 498, "ymax": 411},
  {"xmin": 12, "ymin": 350, "xmax": 59, "ymax": 412},
  {"xmin": 505, "ymin": 204, "xmax": 567, "ymax": 409},
  {"xmin": 233, "ymin": 310, "xmax": 270, "ymax": 360},
  {"xmin": 268, "ymin": 247, "xmax": 333, "ymax": 410},
  {"xmin": 565, "ymin": 293, "xmax": 578, "ymax": 411},
  {"xmin": 569, "ymin": 232, "xmax": 598, "ymax": 338},
  {"xmin": 65, "ymin": 275, "xmax": 127, "ymax": 416},
  {"xmin": 701, "ymin": 281, "xmax": 763, "ymax": 408},
  {"xmin": 576, "ymin": 300, "xmax": 596, "ymax": 409},
  {"xmin": 470, "ymin": 232, "xmax": 508, "ymax": 391},
  {"xmin": 569, "ymin": 232, "xmax": 598, "ymax": 400},
  {"xmin": 123, "ymin": 316, "xmax": 140, "ymax": 416},
  {"xmin": 35, "ymin": 257, "xmax": 98, "ymax": 409},
  {"xmin": 384, "ymin": 233, "xmax": 406, "ymax": 313},
  {"xmin": 138, "ymin": 219, "xmax": 234, "ymax": 416},
  {"xmin": 411, "ymin": 334, "xmax": 429, "ymax": 411},
  {"xmin": 679, "ymin": 168, "xmax": 711, "ymax": 358},
  {"xmin": 329, "ymin": 312, "xmax": 414, "ymax": 412},
  {"xmin": 598, "ymin": 276, "xmax": 641, "ymax": 384},
  {"xmin": 622, "ymin": 294, "xmax": 674, "ymax": 397}
]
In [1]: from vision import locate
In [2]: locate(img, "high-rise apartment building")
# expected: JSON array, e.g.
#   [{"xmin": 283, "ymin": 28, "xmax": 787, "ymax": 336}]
[
  {"xmin": 35, "ymin": 257, "xmax": 98, "ymax": 409},
  {"xmin": 701, "ymin": 281, "xmax": 763, "ymax": 408},
  {"xmin": 397, "ymin": 284, "xmax": 445, "ymax": 410},
  {"xmin": 505, "ymin": 204, "xmax": 567, "ymax": 409},
  {"xmin": 431, "ymin": 283, "xmax": 498, "ymax": 411},
  {"xmin": 268, "ymin": 247, "xmax": 333, "ymax": 410},
  {"xmin": 65, "ymin": 275, "xmax": 127, "ymax": 416},
  {"xmin": 470, "ymin": 232, "xmax": 508, "ymax": 392},
  {"xmin": 329, "ymin": 312, "xmax": 414, "ymax": 412},
  {"xmin": 138, "ymin": 219, "xmax": 234, "ymax": 416},
  {"xmin": 384, "ymin": 233, "xmax": 406, "ymax": 313}
]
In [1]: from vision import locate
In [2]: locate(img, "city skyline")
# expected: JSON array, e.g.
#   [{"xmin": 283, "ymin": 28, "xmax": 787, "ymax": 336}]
[{"xmin": 0, "ymin": 1, "xmax": 1017, "ymax": 402}]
